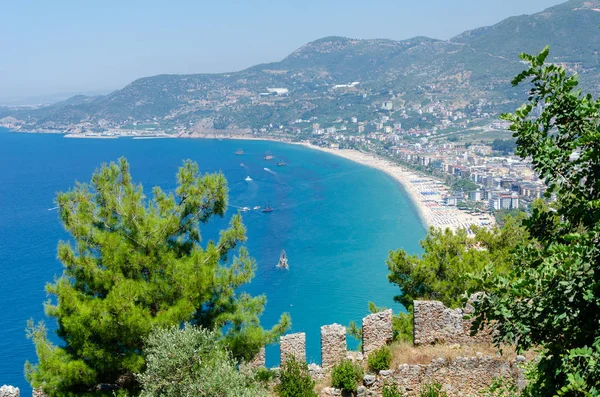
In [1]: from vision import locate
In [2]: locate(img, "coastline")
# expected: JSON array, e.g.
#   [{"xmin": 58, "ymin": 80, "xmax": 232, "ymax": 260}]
[
  {"xmin": 1, "ymin": 128, "xmax": 494, "ymax": 231},
  {"xmin": 291, "ymin": 143, "xmax": 495, "ymax": 232}
]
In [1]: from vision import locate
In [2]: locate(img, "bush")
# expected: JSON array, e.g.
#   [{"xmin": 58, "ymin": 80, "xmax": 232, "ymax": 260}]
[
  {"xmin": 420, "ymin": 383, "xmax": 448, "ymax": 397},
  {"xmin": 368, "ymin": 346, "xmax": 392, "ymax": 372},
  {"xmin": 331, "ymin": 359, "xmax": 364, "ymax": 393},
  {"xmin": 383, "ymin": 383, "xmax": 404, "ymax": 397},
  {"xmin": 276, "ymin": 356, "xmax": 317, "ymax": 397},
  {"xmin": 137, "ymin": 325, "xmax": 268, "ymax": 397},
  {"xmin": 255, "ymin": 367, "xmax": 276, "ymax": 385}
]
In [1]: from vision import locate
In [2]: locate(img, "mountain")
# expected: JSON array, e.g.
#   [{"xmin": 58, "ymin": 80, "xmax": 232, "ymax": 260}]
[{"xmin": 3, "ymin": 0, "xmax": 600, "ymax": 134}]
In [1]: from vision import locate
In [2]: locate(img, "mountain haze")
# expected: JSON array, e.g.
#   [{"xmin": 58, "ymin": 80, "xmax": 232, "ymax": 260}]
[{"xmin": 3, "ymin": 0, "xmax": 599, "ymax": 134}]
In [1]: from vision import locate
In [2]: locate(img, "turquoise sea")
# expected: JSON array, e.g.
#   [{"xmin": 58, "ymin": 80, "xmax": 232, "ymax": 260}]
[{"xmin": 0, "ymin": 127, "xmax": 426, "ymax": 392}]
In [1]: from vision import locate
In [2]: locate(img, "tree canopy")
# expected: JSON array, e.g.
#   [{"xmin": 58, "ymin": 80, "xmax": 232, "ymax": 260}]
[
  {"xmin": 471, "ymin": 47, "xmax": 600, "ymax": 395},
  {"xmin": 25, "ymin": 158, "xmax": 289, "ymax": 396},
  {"xmin": 387, "ymin": 216, "xmax": 527, "ymax": 310}
]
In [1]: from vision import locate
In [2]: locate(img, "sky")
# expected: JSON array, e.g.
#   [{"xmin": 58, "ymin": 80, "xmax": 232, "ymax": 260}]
[{"xmin": 0, "ymin": 0, "xmax": 566, "ymax": 103}]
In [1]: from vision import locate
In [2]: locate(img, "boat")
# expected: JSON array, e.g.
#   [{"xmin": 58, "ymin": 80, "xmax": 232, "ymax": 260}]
[
  {"xmin": 241, "ymin": 207, "xmax": 250, "ymax": 212},
  {"xmin": 235, "ymin": 149, "xmax": 244, "ymax": 155},
  {"xmin": 264, "ymin": 152, "xmax": 275, "ymax": 160},
  {"xmin": 277, "ymin": 162, "xmax": 287, "ymax": 167},
  {"xmin": 253, "ymin": 206, "xmax": 261, "ymax": 210},
  {"xmin": 262, "ymin": 203, "xmax": 273, "ymax": 213},
  {"xmin": 240, "ymin": 163, "xmax": 245, "ymax": 167},
  {"xmin": 264, "ymin": 167, "xmax": 272, "ymax": 172},
  {"xmin": 245, "ymin": 176, "xmax": 252, "ymax": 181},
  {"xmin": 276, "ymin": 250, "xmax": 289, "ymax": 270}
]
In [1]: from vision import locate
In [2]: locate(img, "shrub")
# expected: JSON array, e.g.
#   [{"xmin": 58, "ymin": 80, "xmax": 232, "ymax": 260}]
[
  {"xmin": 383, "ymin": 383, "xmax": 404, "ymax": 397},
  {"xmin": 420, "ymin": 383, "xmax": 448, "ymax": 397},
  {"xmin": 368, "ymin": 345, "xmax": 392, "ymax": 372},
  {"xmin": 331, "ymin": 359, "xmax": 364, "ymax": 393},
  {"xmin": 255, "ymin": 367, "xmax": 276, "ymax": 385},
  {"xmin": 137, "ymin": 325, "xmax": 268, "ymax": 397},
  {"xmin": 275, "ymin": 356, "xmax": 317, "ymax": 397}
]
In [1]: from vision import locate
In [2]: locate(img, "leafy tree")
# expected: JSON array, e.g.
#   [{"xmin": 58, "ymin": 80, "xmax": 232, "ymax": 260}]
[
  {"xmin": 387, "ymin": 217, "xmax": 527, "ymax": 310},
  {"xmin": 471, "ymin": 47, "xmax": 600, "ymax": 395},
  {"xmin": 275, "ymin": 356, "xmax": 317, "ymax": 397},
  {"xmin": 137, "ymin": 325, "xmax": 268, "ymax": 397},
  {"xmin": 330, "ymin": 359, "xmax": 363, "ymax": 393},
  {"xmin": 25, "ymin": 158, "xmax": 290, "ymax": 396}
]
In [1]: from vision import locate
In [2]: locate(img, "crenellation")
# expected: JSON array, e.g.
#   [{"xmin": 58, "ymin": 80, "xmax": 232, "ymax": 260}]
[
  {"xmin": 413, "ymin": 294, "xmax": 491, "ymax": 346},
  {"xmin": 280, "ymin": 332, "xmax": 306, "ymax": 363},
  {"xmin": 0, "ymin": 386, "xmax": 20, "ymax": 397},
  {"xmin": 320, "ymin": 324, "xmax": 347, "ymax": 369},
  {"xmin": 362, "ymin": 309, "xmax": 393, "ymax": 357}
]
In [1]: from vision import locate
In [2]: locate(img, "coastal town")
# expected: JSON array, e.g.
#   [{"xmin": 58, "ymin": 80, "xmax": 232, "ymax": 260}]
[{"xmin": 0, "ymin": 89, "xmax": 545, "ymax": 232}]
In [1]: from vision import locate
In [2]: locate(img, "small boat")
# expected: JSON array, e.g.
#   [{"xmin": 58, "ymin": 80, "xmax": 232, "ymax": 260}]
[
  {"xmin": 264, "ymin": 152, "xmax": 275, "ymax": 160},
  {"xmin": 253, "ymin": 206, "xmax": 261, "ymax": 210},
  {"xmin": 277, "ymin": 162, "xmax": 287, "ymax": 167},
  {"xmin": 245, "ymin": 176, "xmax": 252, "ymax": 181},
  {"xmin": 276, "ymin": 250, "xmax": 289, "ymax": 270},
  {"xmin": 240, "ymin": 163, "xmax": 245, "ymax": 167},
  {"xmin": 241, "ymin": 207, "xmax": 250, "ymax": 212},
  {"xmin": 262, "ymin": 203, "xmax": 273, "ymax": 213},
  {"xmin": 264, "ymin": 167, "xmax": 272, "ymax": 172},
  {"xmin": 235, "ymin": 149, "xmax": 244, "ymax": 155}
]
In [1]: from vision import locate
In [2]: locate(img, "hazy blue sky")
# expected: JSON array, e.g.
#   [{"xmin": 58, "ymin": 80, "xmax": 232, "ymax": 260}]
[{"xmin": 0, "ymin": 0, "xmax": 565, "ymax": 102}]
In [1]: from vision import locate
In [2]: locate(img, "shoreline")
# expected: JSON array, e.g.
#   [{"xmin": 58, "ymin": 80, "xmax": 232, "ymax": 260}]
[{"xmin": 1, "ymin": 128, "xmax": 494, "ymax": 231}]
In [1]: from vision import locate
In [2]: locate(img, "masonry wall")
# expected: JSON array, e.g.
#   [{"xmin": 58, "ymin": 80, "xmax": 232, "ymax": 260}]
[
  {"xmin": 320, "ymin": 355, "xmax": 526, "ymax": 397},
  {"xmin": 413, "ymin": 294, "xmax": 491, "ymax": 346}
]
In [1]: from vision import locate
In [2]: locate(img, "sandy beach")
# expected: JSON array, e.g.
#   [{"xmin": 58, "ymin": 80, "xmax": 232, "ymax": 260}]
[{"xmin": 294, "ymin": 143, "xmax": 495, "ymax": 232}]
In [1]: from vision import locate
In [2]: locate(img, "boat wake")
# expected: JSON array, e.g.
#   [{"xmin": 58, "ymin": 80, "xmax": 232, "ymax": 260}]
[{"xmin": 263, "ymin": 167, "xmax": 275, "ymax": 174}]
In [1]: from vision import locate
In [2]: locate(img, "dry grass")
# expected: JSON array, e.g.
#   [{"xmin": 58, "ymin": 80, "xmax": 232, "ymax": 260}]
[
  {"xmin": 314, "ymin": 374, "xmax": 332, "ymax": 392},
  {"xmin": 389, "ymin": 341, "xmax": 527, "ymax": 368}
]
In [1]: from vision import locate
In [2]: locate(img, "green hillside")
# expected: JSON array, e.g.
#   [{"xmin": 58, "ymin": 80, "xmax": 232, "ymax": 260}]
[{"xmin": 3, "ymin": 0, "xmax": 599, "ymax": 133}]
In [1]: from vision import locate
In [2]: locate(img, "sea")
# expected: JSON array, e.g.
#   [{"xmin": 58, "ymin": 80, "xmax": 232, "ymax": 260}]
[{"xmin": 0, "ymin": 127, "xmax": 426, "ymax": 392}]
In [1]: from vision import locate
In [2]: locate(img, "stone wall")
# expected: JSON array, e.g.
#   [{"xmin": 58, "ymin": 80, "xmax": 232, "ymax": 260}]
[
  {"xmin": 321, "ymin": 324, "xmax": 347, "ymax": 369},
  {"xmin": 280, "ymin": 332, "xmax": 306, "ymax": 363},
  {"xmin": 362, "ymin": 309, "xmax": 393, "ymax": 357},
  {"xmin": 0, "ymin": 386, "xmax": 20, "ymax": 397},
  {"xmin": 320, "ymin": 355, "xmax": 526, "ymax": 397},
  {"xmin": 413, "ymin": 295, "xmax": 491, "ymax": 346}
]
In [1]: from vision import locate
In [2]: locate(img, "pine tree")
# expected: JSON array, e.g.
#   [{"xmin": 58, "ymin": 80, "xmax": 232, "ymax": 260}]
[{"xmin": 25, "ymin": 158, "xmax": 290, "ymax": 396}]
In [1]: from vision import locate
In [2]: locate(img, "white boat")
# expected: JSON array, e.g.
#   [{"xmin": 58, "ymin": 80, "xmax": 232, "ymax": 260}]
[
  {"xmin": 276, "ymin": 250, "xmax": 289, "ymax": 270},
  {"xmin": 253, "ymin": 206, "xmax": 261, "ymax": 210},
  {"xmin": 241, "ymin": 207, "xmax": 250, "ymax": 212},
  {"xmin": 245, "ymin": 176, "xmax": 252, "ymax": 181}
]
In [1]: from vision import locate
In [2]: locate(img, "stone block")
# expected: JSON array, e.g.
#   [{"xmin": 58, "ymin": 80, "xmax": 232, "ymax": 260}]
[
  {"xmin": 362, "ymin": 309, "xmax": 393, "ymax": 357},
  {"xmin": 321, "ymin": 323, "xmax": 347, "ymax": 369},
  {"xmin": 280, "ymin": 332, "xmax": 306, "ymax": 364},
  {"xmin": 0, "ymin": 386, "xmax": 19, "ymax": 397}
]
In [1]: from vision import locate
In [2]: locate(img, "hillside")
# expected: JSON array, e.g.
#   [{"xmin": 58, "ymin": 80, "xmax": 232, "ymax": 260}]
[{"xmin": 3, "ymin": 0, "xmax": 600, "ymax": 135}]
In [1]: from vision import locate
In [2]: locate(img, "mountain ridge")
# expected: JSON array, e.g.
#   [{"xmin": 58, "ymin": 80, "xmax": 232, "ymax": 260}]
[{"xmin": 3, "ymin": 0, "xmax": 599, "ymax": 134}]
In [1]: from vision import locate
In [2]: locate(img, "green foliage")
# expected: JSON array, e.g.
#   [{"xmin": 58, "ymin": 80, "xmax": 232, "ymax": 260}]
[
  {"xmin": 254, "ymin": 367, "xmax": 276, "ymax": 385},
  {"xmin": 275, "ymin": 356, "xmax": 317, "ymax": 397},
  {"xmin": 137, "ymin": 325, "xmax": 268, "ymax": 397},
  {"xmin": 450, "ymin": 178, "xmax": 479, "ymax": 193},
  {"xmin": 383, "ymin": 383, "xmax": 404, "ymax": 397},
  {"xmin": 491, "ymin": 139, "xmax": 517, "ymax": 154},
  {"xmin": 387, "ymin": 216, "xmax": 527, "ymax": 310},
  {"xmin": 25, "ymin": 158, "xmax": 289, "ymax": 396},
  {"xmin": 420, "ymin": 383, "xmax": 448, "ymax": 397},
  {"xmin": 471, "ymin": 47, "xmax": 600, "ymax": 396},
  {"xmin": 330, "ymin": 359, "xmax": 364, "ymax": 393},
  {"xmin": 368, "ymin": 346, "xmax": 392, "ymax": 372},
  {"xmin": 479, "ymin": 377, "xmax": 519, "ymax": 397}
]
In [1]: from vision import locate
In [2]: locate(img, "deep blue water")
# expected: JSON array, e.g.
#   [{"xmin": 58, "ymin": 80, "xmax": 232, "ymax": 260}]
[{"xmin": 0, "ymin": 128, "xmax": 425, "ymax": 392}]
